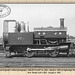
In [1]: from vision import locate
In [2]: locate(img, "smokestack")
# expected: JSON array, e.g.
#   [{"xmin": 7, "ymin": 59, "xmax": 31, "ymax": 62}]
[{"xmin": 60, "ymin": 18, "xmax": 64, "ymax": 28}]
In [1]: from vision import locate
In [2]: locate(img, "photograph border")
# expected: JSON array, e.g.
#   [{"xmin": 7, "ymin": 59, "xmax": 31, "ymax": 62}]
[{"xmin": 0, "ymin": 0, "xmax": 75, "ymax": 75}]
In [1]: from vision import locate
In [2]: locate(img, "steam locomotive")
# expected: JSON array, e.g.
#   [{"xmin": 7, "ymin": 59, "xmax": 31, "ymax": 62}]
[{"xmin": 3, "ymin": 18, "xmax": 73, "ymax": 57}]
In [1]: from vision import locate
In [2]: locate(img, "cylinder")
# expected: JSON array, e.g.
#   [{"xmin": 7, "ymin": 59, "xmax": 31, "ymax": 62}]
[{"xmin": 60, "ymin": 18, "xmax": 64, "ymax": 28}]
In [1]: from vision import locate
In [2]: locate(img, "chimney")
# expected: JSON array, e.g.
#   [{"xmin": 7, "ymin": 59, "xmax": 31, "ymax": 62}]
[{"xmin": 60, "ymin": 18, "xmax": 64, "ymax": 28}]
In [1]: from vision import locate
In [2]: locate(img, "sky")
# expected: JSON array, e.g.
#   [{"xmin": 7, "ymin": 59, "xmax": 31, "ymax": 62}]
[{"xmin": 1, "ymin": 4, "xmax": 75, "ymax": 37}]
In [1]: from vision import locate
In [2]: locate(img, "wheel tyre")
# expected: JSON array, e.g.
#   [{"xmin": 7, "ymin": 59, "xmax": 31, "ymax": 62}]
[
  {"xmin": 25, "ymin": 51, "xmax": 34, "ymax": 58},
  {"xmin": 49, "ymin": 50, "xmax": 59, "ymax": 57}
]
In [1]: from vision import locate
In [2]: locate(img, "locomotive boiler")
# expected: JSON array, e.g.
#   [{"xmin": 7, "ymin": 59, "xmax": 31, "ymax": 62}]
[{"xmin": 3, "ymin": 18, "xmax": 73, "ymax": 57}]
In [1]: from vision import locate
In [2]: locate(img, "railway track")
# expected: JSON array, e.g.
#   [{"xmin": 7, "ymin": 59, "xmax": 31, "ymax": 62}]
[
  {"xmin": 0, "ymin": 57, "xmax": 75, "ymax": 67},
  {"xmin": 0, "ymin": 53, "xmax": 74, "ymax": 67},
  {"xmin": 0, "ymin": 49, "xmax": 75, "ymax": 67}
]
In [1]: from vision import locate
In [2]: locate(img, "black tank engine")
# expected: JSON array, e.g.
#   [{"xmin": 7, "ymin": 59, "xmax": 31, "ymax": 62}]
[{"xmin": 3, "ymin": 18, "xmax": 73, "ymax": 57}]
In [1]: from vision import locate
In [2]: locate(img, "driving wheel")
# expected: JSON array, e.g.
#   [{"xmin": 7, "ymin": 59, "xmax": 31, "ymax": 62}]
[
  {"xmin": 49, "ymin": 50, "xmax": 59, "ymax": 57},
  {"xmin": 25, "ymin": 51, "xmax": 34, "ymax": 58}
]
